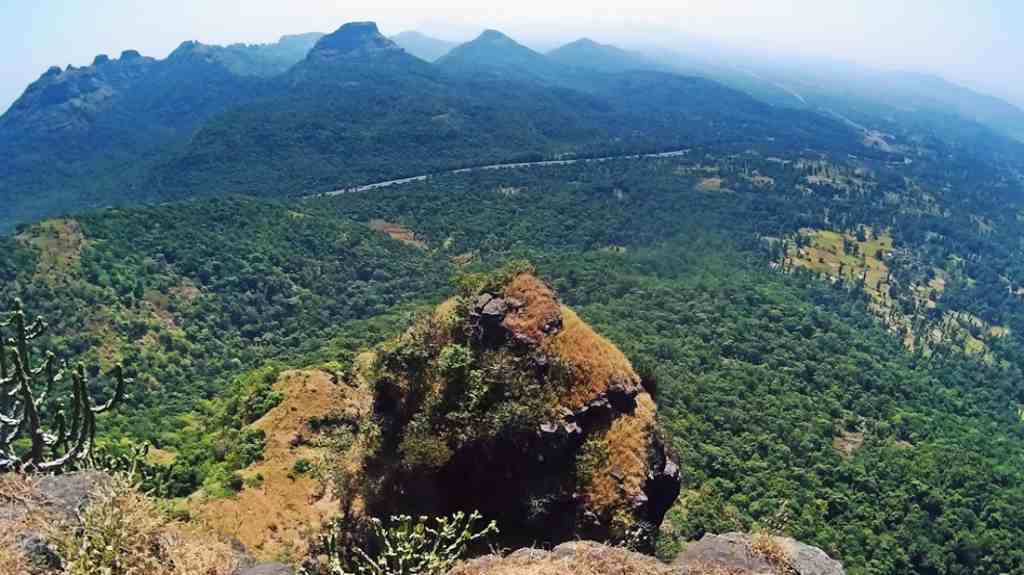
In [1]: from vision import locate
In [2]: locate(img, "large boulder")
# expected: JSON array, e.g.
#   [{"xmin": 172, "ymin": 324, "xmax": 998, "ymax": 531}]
[
  {"xmin": 447, "ymin": 537, "xmax": 846, "ymax": 575},
  {"xmin": 673, "ymin": 533, "xmax": 845, "ymax": 575},
  {"xmin": 449, "ymin": 541, "xmax": 671, "ymax": 575},
  {"xmin": 0, "ymin": 472, "xmax": 111, "ymax": 570},
  {"xmin": 345, "ymin": 269, "xmax": 680, "ymax": 550}
]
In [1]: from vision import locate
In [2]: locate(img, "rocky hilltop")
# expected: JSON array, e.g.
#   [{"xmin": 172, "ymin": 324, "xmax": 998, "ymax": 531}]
[
  {"xmin": 307, "ymin": 22, "xmax": 402, "ymax": 60},
  {"xmin": 342, "ymin": 266, "xmax": 680, "ymax": 548},
  {"xmin": 449, "ymin": 538, "xmax": 845, "ymax": 575}
]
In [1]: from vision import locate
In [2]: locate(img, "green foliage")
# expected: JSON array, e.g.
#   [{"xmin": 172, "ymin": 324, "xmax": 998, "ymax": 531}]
[
  {"xmin": 291, "ymin": 458, "xmax": 313, "ymax": 476},
  {"xmin": 0, "ymin": 198, "xmax": 447, "ymax": 491},
  {"xmin": 0, "ymin": 299, "xmax": 131, "ymax": 473},
  {"xmin": 312, "ymin": 511, "xmax": 498, "ymax": 575},
  {"xmin": 3, "ymin": 87, "xmax": 1024, "ymax": 574}
]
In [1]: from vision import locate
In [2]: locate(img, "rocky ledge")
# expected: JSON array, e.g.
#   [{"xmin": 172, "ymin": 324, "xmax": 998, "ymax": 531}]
[{"xmin": 448, "ymin": 537, "xmax": 845, "ymax": 575}]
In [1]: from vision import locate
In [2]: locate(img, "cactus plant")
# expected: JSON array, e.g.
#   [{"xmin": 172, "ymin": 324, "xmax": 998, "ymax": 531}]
[{"xmin": 0, "ymin": 299, "xmax": 130, "ymax": 473}]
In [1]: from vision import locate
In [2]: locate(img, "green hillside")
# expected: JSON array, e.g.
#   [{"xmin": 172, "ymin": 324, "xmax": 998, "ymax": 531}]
[
  {"xmin": 6, "ymin": 128, "xmax": 1024, "ymax": 571},
  {"xmin": 5, "ymin": 18, "xmax": 1024, "ymax": 575}
]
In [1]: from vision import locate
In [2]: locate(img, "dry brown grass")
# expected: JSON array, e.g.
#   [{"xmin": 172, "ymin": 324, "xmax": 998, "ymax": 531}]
[
  {"xmin": 190, "ymin": 369, "xmax": 359, "ymax": 561},
  {"xmin": 431, "ymin": 297, "xmax": 462, "ymax": 343},
  {"xmin": 501, "ymin": 273, "xmax": 563, "ymax": 343},
  {"xmin": 44, "ymin": 475, "xmax": 237, "ymax": 575},
  {"xmin": 159, "ymin": 524, "xmax": 239, "ymax": 575},
  {"xmin": 168, "ymin": 281, "xmax": 201, "ymax": 304},
  {"xmin": 369, "ymin": 219, "xmax": 427, "ymax": 249},
  {"xmin": 695, "ymin": 177, "xmax": 724, "ymax": 192},
  {"xmin": 1, "ymin": 474, "xmax": 44, "ymax": 573},
  {"xmin": 748, "ymin": 533, "xmax": 796, "ymax": 575},
  {"xmin": 832, "ymin": 430, "xmax": 865, "ymax": 459},
  {"xmin": 0, "ymin": 522, "xmax": 31, "ymax": 574},
  {"xmin": 580, "ymin": 393, "xmax": 657, "ymax": 516},
  {"xmin": 543, "ymin": 307, "xmax": 640, "ymax": 411}
]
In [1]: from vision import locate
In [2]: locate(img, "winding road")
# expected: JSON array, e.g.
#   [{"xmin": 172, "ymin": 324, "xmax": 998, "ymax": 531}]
[{"xmin": 320, "ymin": 149, "xmax": 690, "ymax": 197}]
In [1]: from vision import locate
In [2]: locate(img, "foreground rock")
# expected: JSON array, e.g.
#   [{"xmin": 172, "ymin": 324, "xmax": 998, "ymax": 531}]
[
  {"xmin": 673, "ymin": 533, "xmax": 845, "ymax": 575},
  {"xmin": 449, "ymin": 536, "xmax": 845, "ymax": 575},
  {"xmin": 344, "ymin": 269, "xmax": 680, "ymax": 549},
  {"xmin": 449, "ymin": 541, "xmax": 671, "ymax": 575},
  {"xmin": 0, "ymin": 472, "xmax": 292, "ymax": 575},
  {"xmin": 0, "ymin": 472, "xmax": 110, "ymax": 569}
]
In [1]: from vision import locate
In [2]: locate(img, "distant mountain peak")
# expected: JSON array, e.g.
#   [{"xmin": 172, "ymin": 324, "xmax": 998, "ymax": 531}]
[
  {"xmin": 547, "ymin": 38, "xmax": 658, "ymax": 74},
  {"xmin": 474, "ymin": 29, "xmax": 521, "ymax": 45},
  {"xmin": 310, "ymin": 21, "xmax": 400, "ymax": 59}
]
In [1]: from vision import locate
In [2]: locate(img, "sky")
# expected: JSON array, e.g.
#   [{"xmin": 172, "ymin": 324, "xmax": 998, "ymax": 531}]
[{"xmin": 2, "ymin": 0, "xmax": 1022, "ymax": 113}]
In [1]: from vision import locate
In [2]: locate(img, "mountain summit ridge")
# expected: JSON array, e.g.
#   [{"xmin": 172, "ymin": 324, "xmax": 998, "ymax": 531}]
[{"xmin": 308, "ymin": 21, "xmax": 401, "ymax": 59}]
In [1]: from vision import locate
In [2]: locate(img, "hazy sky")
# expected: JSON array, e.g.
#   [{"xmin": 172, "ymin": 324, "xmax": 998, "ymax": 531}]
[{"xmin": 2, "ymin": 1, "xmax": 1021, "ymax": 113}]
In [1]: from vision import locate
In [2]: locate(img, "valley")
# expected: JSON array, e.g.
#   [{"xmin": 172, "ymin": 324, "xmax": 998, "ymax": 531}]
[{"xmin": 3, "ymin": 13, "xmax": 1024, "ymax": 575}]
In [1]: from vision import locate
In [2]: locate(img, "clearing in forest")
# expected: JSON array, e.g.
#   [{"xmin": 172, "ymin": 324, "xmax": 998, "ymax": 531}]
[
  {"xmin": 369, "ymin": 219, "xmax": 427, "ymax": 249},
  {"xmin": 786, "ymin": 227, "xmax": 893, "ymax": 305},
  {"xmin": 16, "ymin": 218, "xmax": 88, "ymax": 285}
]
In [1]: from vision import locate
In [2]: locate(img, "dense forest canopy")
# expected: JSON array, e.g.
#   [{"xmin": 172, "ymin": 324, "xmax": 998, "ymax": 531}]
[
  {"xmin": 4, "ymin": 131, "xmax": 1024, "ymax": 572},
  {"xmin": 4, "ymin": 17, "xmax": 1024, "ymax": 575}
]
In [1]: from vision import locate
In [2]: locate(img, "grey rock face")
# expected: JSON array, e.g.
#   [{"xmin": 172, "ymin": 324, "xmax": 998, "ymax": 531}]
[
  {"xmin": 1, "ymin": 472, "xmax": 111, "ymax": 570},
  {"xmin": 673, "ymin": 532, "xmax": 845, "ymax": 575}
]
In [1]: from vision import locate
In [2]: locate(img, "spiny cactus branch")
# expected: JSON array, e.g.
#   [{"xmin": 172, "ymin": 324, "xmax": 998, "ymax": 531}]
[{"xmin": 0, "ymin": 299, "xmax": 133, "ymax": 473}]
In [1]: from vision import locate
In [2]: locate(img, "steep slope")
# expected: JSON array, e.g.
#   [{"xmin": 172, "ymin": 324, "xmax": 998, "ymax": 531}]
[
  {"xmin": 341, "ymin": 268, "xmax": 680, "ymax": 549},
  {"xmin": 547, "ymin": 38, "xmax": 662, "ymax": 74},
  {"xmin": 391, "ymin": 30, "xmax": 457, "ymax": 62},
  {"xmin": 190, "ymin": 369, "xmax": 351, "ymax": 560},
  {"xmin": 0, "ymin": 41, "xmax": 283, "ymax": 232}
]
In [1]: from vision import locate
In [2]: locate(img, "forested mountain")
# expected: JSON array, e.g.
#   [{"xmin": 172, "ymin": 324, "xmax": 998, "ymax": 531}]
[
  {"xmin": 647, "ymin": 47, "xmax": 1024, "ymax": 150},
  {"xmin": 0, "ymin": 22, "xmax": 866, "ymax": 234},
  {"xmin": 391, "ymin": 30, "xmax": 458, "ymax": 61},
  {"xmin": 436, "ymin": 29, "xmax": 567, "ymax": 83},
  {"xmin": 4, "ymin": 21, "xmax": 1022, "ymax": 235},
  {"xmin": 547, "ymin": 38, "xmax": 663, "ymax": 73},
  {"xmin": 6, "ymin": 128, "xmax": 1024, "ymax": 572},
  {"xmin": 5, "ymin": 18, "xmax": 1024, "ymax": 573},
  {"xmin": 0, "ymin": 33, "xmax": 320, "ymax": 231}
]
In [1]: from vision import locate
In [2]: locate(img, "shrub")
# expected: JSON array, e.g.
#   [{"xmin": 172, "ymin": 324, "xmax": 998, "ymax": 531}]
[
  {"xmin": 291, "ymin": 458, "xmax": 313, "ymax": 477},
  {"xmin": 314, "ymin": 511, "xmax": 498, "ymax": 575}
]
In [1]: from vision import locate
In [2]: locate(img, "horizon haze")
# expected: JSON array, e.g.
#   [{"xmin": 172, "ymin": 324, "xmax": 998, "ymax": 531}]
[{"xmin": 2, "ymin": 0, "xmax": 1022, "ymax": 113}]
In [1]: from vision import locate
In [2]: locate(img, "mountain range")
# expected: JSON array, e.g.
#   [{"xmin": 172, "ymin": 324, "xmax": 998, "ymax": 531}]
[
  {"xmin": 0, "ymin": 22, "xmax": 868, "ymax": 232},
  {"xmin": 2, "ymin": 22, "xmax": 1023, "ymax": 234},
  {"xmin": 7, "ymin": 19, "xmax": 1024, "ymax": 575}
]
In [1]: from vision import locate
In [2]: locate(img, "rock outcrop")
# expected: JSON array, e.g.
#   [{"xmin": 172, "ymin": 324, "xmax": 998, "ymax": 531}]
[
  {"xmin": 673, "ymin": 533, "xmax": 845, "ymax": 575},
  {"xmin": 345, "ymin": 268, "xmax": 680, "ymax": 549},
  {"xmin": 448, "ymin": 537, "xmax": 846, "ymax": 575},
  {"xmin": 0, "ymin": 472, "xmax": 111, "ymax": 569},
  {"xmin": 308, "ymin": 22, "xmax": 402, "ymax": 60},
  {"xmin": 0, "ymin": 472, "xmax": 292, "ymax": 574},
  {"xmin": 449, "ymin": 541, "xmax": 671, "ymax": 575}
]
